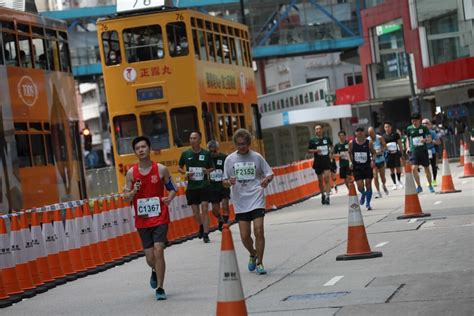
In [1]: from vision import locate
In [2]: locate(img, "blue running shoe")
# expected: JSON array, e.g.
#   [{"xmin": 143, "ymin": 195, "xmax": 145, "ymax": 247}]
[
  {"xmin": 256, "ymin": 263, "xmax": 267, "ymax": 275},
  {"xmin": 416, "ymin": 186, "xmax": 423, "ymax": 194},
  {"xmin": 360, "ymin": 192, "xmax": 366, "ymax": 205},
  {"xmin": 150, "ymin": 270, "xmax": 157, "ymax": 289},
  {"xmin": 248, "ymin": 256, "xmax": 257, "ymax": 272},
  {"xmin": 155, "ymin": 288, "xmax": 167, "ymax": 300},
  {"xmin": 428, "ymin": 186, "xmax": 435, "ymax": 193}
]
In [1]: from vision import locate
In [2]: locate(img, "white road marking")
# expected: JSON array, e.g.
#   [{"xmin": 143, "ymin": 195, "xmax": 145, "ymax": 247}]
[
  {"xmin": 434, "ymin": 201, "xmax": 442, "ymax": 205},
  {"xmin": 424, "ymin": 221, "xmax": 435, "ymax": 228},
  {"xmin": 375, "ymin": 241, "xmax": 389, "ymax": 248},
  {"xmin": 462, "ymin": 180, "xmax": 467, "ymax": 184},
  {"xmin": 408, "ymin": 219, "xmax": 417, "ymax": 223},
  {"xmin": 324, "ymin": 275, "xmax": 344, "ymax": 286}
]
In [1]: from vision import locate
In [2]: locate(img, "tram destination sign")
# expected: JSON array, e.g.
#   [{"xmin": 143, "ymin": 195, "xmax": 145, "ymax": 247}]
[
  {"xmin": 136, "ymin": 86, "xmax": 164, "ymax": 102},
  {"xmin": 117, "ymin": 0, "xmax": 165, "ymax": 13}
]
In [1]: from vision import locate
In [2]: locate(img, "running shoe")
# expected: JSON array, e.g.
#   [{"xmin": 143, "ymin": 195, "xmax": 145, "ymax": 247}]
[
  {"xmin": 150, "ymin": 270, "xmax": 157, "ymax": 289},
  {"xmin": 432, "ymin": 180, "xmax": 438, "ymax": 187},
  {"xmin": 198, "ymin": 225, "xmax": 204, "ymax": 239},
  {"xmin": 203, "ymin": 234, "xmax": 210, "ymax": 243},
  {"xmin": 398, "ymin": 182, "xmax": 404, "ymax": 189},
  {"xmin": 256, "ymin": 263, "xmax": 267, "ymax": 275},
  {"xmin": 248, "ymin": 256, "xmax": 257, "ymax": 272},
  {"xmin": 325, "ymin": 195, "xmax": 330, "ymax": 205},
  {"xmin": 374, "ymin": 191, "xmax": 382, "ymax": 199},
  {"xmin": 391, "ymin": 185, "xmax": 397, "ymax": 191},
  {"xmin": 360, "ymin": 193, "xmax": 366, "ymax": 205},
  {"xmin": 383, "ymin": 185, "xmax": 389, "ymax": 195},
  {"xmin": 366, "ymin": 205, "xmax": 373, "ymax": 211},
  {"xmin": 218, "ymin": 219, "xmax": 224, "ymax": 232},
  {"xmin": 155, "ymin": 288, "xmax": 167, "ymax": 300},
  {"xmin": 428, "ymin": 186, "xmax": 435, "ymax": 193},
  {"xmin": 334, "ymin": 185, "xmax": 338, "ymax": 193},
  {"xmin": 416, "ymin": 186, "xmax": 423, "ymax": 194},
  {"xmin": 321, "ymin": 194, "xmax": 326, "ymax": 205}
]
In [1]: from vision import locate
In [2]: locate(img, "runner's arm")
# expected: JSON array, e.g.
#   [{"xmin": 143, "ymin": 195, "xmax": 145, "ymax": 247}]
[
  {"xmin": 123, "ymin": 168, "xmax": 139, "ymax": 203},
  {"xmin": 159, "ymin": 164, "xmax": 176, "ymax": 205}
]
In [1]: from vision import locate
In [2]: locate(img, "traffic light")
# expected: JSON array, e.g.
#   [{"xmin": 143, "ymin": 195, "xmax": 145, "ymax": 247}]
[{"xmin": 82, "ymin": 127, "xmax": 92, "ymax": 151}]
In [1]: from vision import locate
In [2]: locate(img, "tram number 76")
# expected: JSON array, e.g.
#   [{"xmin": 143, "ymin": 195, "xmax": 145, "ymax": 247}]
[{"xmin": 133, "ymin": 0, "xmax": 151, "ymax": 8}]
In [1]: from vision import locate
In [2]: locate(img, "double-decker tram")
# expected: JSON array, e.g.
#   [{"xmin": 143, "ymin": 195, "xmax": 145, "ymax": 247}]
[
  {"xmin": 97, "ymin": 3, "xmax": 262, "ymax": 189},
  {"xmin": 0, "ymin": 6, "xmax": 86, "ymax": 212}
]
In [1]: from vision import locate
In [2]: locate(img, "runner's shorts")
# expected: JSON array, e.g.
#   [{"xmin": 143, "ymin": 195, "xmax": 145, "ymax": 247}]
[
  {"xmin": 235, "ymin": 208, "xmax": 265, "ymax": 222},
  {"xmin": 386, "ymin": 152, "xmax": 401, "ymax": 168},
  {"xmin": 208, "ymin": 187, "xmax": 230, "ymax": 203},
  {"xmin": 353, "ymin": 167, "xmax": 374, "ymax": 181},
  {"xmin": 313, "ymin": 158, "xmax": 332, "ymax": 175},
  {"xmin": 330, "ymin": 160, "xmax": 337, "ymax": 173},
  {"xmin": 137, "ymin": 224, "xmax": 168, "ymax": 249},
  {"xmin": 339, "ymin": 166, "xmax": 351, "ymax": 179},
  {"xmin": 409, "ymin": 149, "xmax": 429, "ymax": 167},
  {"xmin": 186, "ymin": 187, "xmax": 210, "ymax": 205}
]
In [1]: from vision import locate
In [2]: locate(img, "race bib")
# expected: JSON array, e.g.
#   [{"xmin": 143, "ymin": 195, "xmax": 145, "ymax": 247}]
[
  {"xmin": 412, "ymin": 136, "xmax": 424, "ymax": 146},
  {"xmin": 428, "ymin": 149, "xmax": 433, "ymax": 159},
  {"xmin": 234, "ymin": 162, "xmax": 256, "ymax": 181},
  {"xmin": 340, "ymin": 151, "xmax": 349, "ymax": 160},
  {"xmin": 189, "ymin": 167, "xmax": 204, "ymax": 181},
  {"xmin": 354, "ymin": 152, "xmax": 368, "ymax": 164},
  {"xmin": 137, "ymin": 197, "xmax": 161, "ymax": 218},
  {"xmin": 209, "ymin": 169, "xmax": 223, "ymax": 182},
  {"xmin": 317, "ymin": 145, "xmax": 329, "ymax": 155},
  {"xmin": 387, "ymin": 142, "xmax": 398, "ymax": 153}
]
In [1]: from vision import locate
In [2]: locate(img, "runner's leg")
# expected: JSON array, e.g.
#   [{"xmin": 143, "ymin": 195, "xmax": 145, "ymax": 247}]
[
  {"xmin": 253, "ymin": 217, "xmax": 265, "ymax": 265},
  {"xmin": 153, "ymin": 242, "xmax": 166, "ymax": 289},
  {"xmin": 238, "ymin": 220, "xmax": 256, "ymax": 257},
  {"xmin": 200, "ymin": 201, "xmax": 209, "ymax": 234}
]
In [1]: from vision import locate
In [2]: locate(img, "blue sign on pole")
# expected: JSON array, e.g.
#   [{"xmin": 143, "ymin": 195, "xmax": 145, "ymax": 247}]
[{"xmin": 282, "ymin": 112, "xmax": 289, "ymax": 125}]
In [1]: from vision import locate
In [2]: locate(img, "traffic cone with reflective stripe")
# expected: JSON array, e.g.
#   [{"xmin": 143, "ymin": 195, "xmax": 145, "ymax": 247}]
[
  {"xmin": 439, "ymin": 149, "xmax": 462, "ymax": 194},
  {"xmin": 64, "ymin": 208, "xmax": 87, "ymax": 278},
  {"xmin": 53, "ymin": 209, "xmax": 77, "ymax": 281},
  {"xmin": 9, "ymin": 214, "xmax": 37, "ymax": 298},
  {"xmin": 0, "ymin": 216, "xmax": 23, "ymax": 303},
  {"xmin": 0, "ymin": 271, "xmax": 13, "ymax": 308},
  {"xmin": 92, "ymin": 200, "xmax": 115, "ymax": 269},
  {"xmin": 18, "ymin": 212, "xmax": 48, "ymax": 294},
  {"xmin": 42, "ymin": 211, "xmax": 67, "ymax": 285},
  {"xmin": 109, "ymin": 198, "xmax": 130, "ymax": 262},
  {"xmin": 397, "ymin": 163, "xmax": 431, "ymax": 219},
  {"xmin": 77, "ymin": 205, "xmax": 100, "ymax": 274},
  {"xmin": 118, "ymin": 197, "xmax": 138, "ymax": 259},
  {"xmin": 458, "ymin": 140, "xmax": 464, "ymax": 167},
  {"xmin": 84, "ymin": 202, "xmax": 106, "ymax": 272},
  {"xmin": 103, "ymin": 199, "xmax": 125, "ymax": 264},
  {"xmin": 460, "ymin": 143, "xmax": 474, "ymax": 178},
  {"xmin": 30, "ymin": 211, "xmax": 57, "ymax": 289},
  {"xmin": 336, "ymin": 182, "xmax": 382, "ymax": 260},
  {"xmin": 216, "ymin": 224, "xmax": 247, "ymax": 315}
]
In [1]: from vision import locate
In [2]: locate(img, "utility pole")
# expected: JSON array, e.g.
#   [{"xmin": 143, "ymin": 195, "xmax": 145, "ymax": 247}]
[{"xmin": 405, "ymin": 51, "xmax": 420, "ymax": 114}]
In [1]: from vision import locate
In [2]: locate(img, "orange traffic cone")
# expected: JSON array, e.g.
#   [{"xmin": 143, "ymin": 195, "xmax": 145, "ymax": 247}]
[
  {"xmin": 458, "ymin": 140, "xmax": 464, "ymax": 167},
  {"xmin": 216, "ymin": 224, "xmax": 247, "ymax": 316},
  {"xmin": 397, "ymin": 163, "xmax": 431, "ymax": 219},
  {"xmin": 0, "ymin": 271, "xmax": 13, "ymax": 308},
  {"xmin": 92, "ymin": 200, "xmax": 115, "ymax": 270},
  {"xmin": 460, "ymin": 143, "xmax": 474, "ymax": 178},
  {"xmin": 9, "ymin": 214, "xmax": 37, "ymax": 298},
  {"xmin": 0, "ymin": 216, "xmax": 23, "ymax": 303},
  {"xmin": 30, "ymin": 211, "xmax": 57, "ymax": 289},
  {"xmin": 336, "ymin": 182, "xmax": 382, "ymax": 260},
  {"xmin": 52, "ymin": 209, "xmax": 77, "ymax": 281},
  {"xmin": 42, "ymin": 211, "xmax": 67, "ymax": 285},
  {"xmin": 439, "ymin": 149, "xmax": 461, "ymax": 194},
  {"xmin": 64, "ymin": 208, "xmax": 87, "ymax": 278}
]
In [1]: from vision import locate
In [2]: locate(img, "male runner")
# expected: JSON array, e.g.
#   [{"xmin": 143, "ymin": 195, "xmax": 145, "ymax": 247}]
[
  {"xmin": 207, "ymin": 140, "xmax": 229, "ymax": 231},
  {"xmin": 405, "ymin": 113, "xmax": 434, "ymax": 193},
  {"xmin": 223, "ymin": 129, "xmax": 273, "ymax": 275},
  {"xmin": 349, "ymin": 126, "xmax": 376, "ymax": 210},
  {"xmin": 308, "ymin": 124, "xmax": 333, "ymax": 205},
  {"xmin": 368, "ymin": 127, "xmax": 388, "ymax": 198},
  {"xmin": 422, "ymin": 119, "xmax": 441, "ymax": 187},
  {"xmin": 124, "ymin": 136, "xmax": 177, "ymax": 300},
  {"xmin": 333, "ymin": 130, "xmax": 351, "ymax": 190},
  {"xmin": 178, "ymin": 131, "xmax": 214, "ymax": 243},
  {"xmin": 383, "ymin": 122, "xmax": 404, "ymax": 190}
]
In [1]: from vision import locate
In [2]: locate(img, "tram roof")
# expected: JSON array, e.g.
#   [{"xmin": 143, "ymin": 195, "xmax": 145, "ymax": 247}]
[{"xmin": 0, "ymin": 6, "xmax": 67, "ymax": 30}]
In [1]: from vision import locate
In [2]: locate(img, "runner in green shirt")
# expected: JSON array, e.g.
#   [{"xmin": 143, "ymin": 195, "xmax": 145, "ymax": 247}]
[
  {"xmin": 333, "ymin": 130, "xmax": 350, "ymax": 190},
  {"xmin": 207, "ymin": 140, "xmax": 229, "ymax": 231},
  {"xmin": 405, "ymin": 113, "xmax": 433, "ymax": 193},
  {"xmin": 178, "ymin": 131, "xmax": 214, "ymax": 243},
  {"xmin": 307, "ymin": 124, "xmax": 333, "ymax": 205}
]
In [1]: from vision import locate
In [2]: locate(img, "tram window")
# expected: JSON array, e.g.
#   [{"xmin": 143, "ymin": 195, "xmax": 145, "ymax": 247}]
[
  {"xmin": 290, "ymin": 97, "xmax": 294, "ymax": 106},
  {"xmin": 295, "ymin": 96, "xmax": 299, "ymax": 106},
  {"xmin": 225, "ymin": 116, "xmax": 232, "ymax": 138},
  {"xmin": 217, "ymin": 116, "xmax": 225, "ymax": 141},
  {"xmin": 33, "ymin": 38, "xmax": 47, "ymax": 69},
  {"xmin": 263, "ymin": 103, "xmax": 267, "ymax": 112},
  {"xmin": 46, "ymin": 40, "xmax": 59, "ymax": 71},
  {"xmin": 223, "ymin": 103, "xmax": 230, "ymax": 113},
  {"xmin": 192, "ymin": 29, "xmax": 200, "ymax": 59},
  {"xmin": 170, "ymin": 107, "xmax": 198, "ymax": 147},
  {"xmin": 18, "ymin": 36, "xmax": 33, "ymax": 68},
  {"xmin": 314, "ymin": 91, "xmax": 319, "ymax": 101},
  {"xmin": 140, "ymin": 112, "xmax": 170, "ymax": 150},
  {"xmin": 234, "ymin": 37, "xmax": 243, "ymax": 66},
  {"xmin": 29, "ymin": 122, "xmax": 42, "ymax": 131},
  {"xmin": 167, "ymin": 22, "xmax": 188, "ymax": 57},
  {"xmin": 59, "ymin": 42, "xmax": 71, "ymax": 73},
  {"xmin": 320, "ymin": 90, "xmax": 324, "ymax": 100},
  {"xmin": 45, "ymin": 29, "xmax": 57, "ymax": 38},
  {"xmin": 45, "ymin": 134, "xmax": 54, "ymax": 165},
  {"xmin": 229, "ymin": 37, "xmax": 237, "ymax": 65},
  {"xmin": 221, "ymin": 36, "xmax": 231, "ymax": 64},
  {"xmin": 102, "ymin": 31, "xmax": 121, "ymax": 66},
  {"xmin": 123, "ymin": 25, "xmax": 164, "ymax": 63},
  {"xmin": 32, "ymin": 26, "xmax": 44, "ymax": 37},
  {"xmin": 113, "ymin": 114, "xmax": 138, "ymax": 155},
  {"xmin": 309, "ymin": 92, "xmax": 314, "ymax": 102},
  {"xmin": 299, "ymin": 94, "xmax": 304, "ymax": 104},
  {"xmin": 197, "ymin": 30, "xmax": 207, "ymax": 61},
  {"xmin": 15, "ymin": 134, "xmax": 32, "ymax": 168},
  {"xmin": 3, "ymin": 32, "xmax": 18, "ymax": 66},
  {"xmin": 286, "ymin": 98, "xmax": 289, "ymax": 107},
  {"xmin": 231, "ymin": 116, "xmax": 238, "ymax": 131},
  {"xmin": 216, "ymin": 103, "xmax": 222, "ymax": 114},
  {"xmin": 231, "ymin": 103, "xmax": 237, "ymax": 113},
  {"xmin": 206, "ymin": 32, "xmax": 216, "ymax": 62},
  {"xmin": 239, "ymin": 116, "xmax": 245, "ymax": 129},
  {"xmin": 31, "ymin": 134, "xmax": 46, "ymax": 166}
]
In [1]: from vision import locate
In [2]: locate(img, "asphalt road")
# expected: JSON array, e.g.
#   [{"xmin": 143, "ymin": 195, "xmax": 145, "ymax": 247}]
[{"xmin": 5, "ymin": 162, "xmax": 474, "ymax": 315}]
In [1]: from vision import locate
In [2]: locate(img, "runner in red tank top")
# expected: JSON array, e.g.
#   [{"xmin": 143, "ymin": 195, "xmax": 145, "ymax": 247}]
[{"xmin": 124, "ymin": 136, "xmax": 176, "ymax": 301}]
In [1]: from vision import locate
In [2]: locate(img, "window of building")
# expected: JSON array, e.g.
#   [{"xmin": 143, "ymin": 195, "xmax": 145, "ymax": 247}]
[
  {"xmin": 375, "ymin": 22, "xmax": 408, "ymax": 81},
  {"xmin": 113, "ymin": 114, "xmax": 138, "ymax": 155},
  {"xmin": 140, "ymin": 112, "xmax": 170, "ymax": 151},
  {"xmin": 102, "ymin": 30, "xmax": 122, "ymax": 66},
  {"xmin": 170, "ymin": 106, "xmax": 198, "ymax": 147},
  {"xmin": 167, "ymin": 22, "xmax": 188, "ymax": 57},
  {"xmin": 345, "ymin": 73, "xmax": 363, "ymax": 86},
  {"xmin": 123, "ymin": 25, "xmax": 164, "ymax": 63}
]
